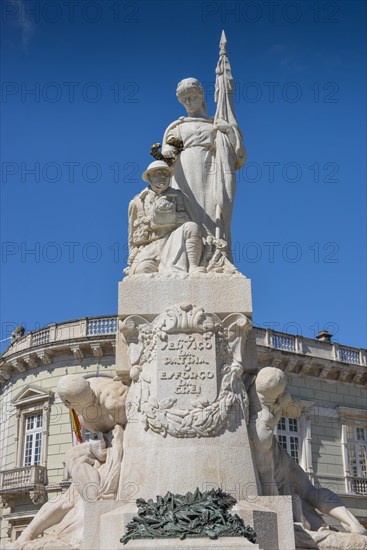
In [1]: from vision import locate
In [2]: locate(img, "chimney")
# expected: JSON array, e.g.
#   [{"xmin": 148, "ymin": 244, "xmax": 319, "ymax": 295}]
[{"xmin": 316, "ymin": 330, "xmax": 333, "ymax": 343}]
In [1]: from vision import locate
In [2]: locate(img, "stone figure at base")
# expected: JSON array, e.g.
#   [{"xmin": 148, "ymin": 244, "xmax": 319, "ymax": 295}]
[
  {"xmin": 273, "ymin": 438, "xmax": 367, "ymax": 537},
  {"xmin": 249, "ymin": 366, "xmax": 367, "ymax": 547},
  {"xmin": 125, "ymin": 160, "xmax": 205, "ymax": 276},
  {"xmin": 248, "ymin": 366, "xmax": 301, "ymax": 496},
  {"xmin": 13, "ymin": 376, "xmax": 129, "ymax": 549}
]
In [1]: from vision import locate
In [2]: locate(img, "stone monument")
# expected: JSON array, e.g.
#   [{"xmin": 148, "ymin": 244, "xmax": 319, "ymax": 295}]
[{"xmin": 11, "ymin": 31, "xmax": 367, "ymax": 550}]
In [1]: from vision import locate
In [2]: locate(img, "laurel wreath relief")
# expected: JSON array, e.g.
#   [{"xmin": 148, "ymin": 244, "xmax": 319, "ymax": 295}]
[{"xmin": 121, "ymin": 304, "xmax": 251, "ymax": 438}]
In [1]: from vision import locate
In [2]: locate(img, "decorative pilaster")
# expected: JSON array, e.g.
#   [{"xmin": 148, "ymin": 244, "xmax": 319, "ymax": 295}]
[{"xmin": 341, "ymin": 424, "xmax": 352, "ymax": 493}]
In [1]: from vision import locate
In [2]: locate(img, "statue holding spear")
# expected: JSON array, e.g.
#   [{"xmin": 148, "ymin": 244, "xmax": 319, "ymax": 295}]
[
  {"xmin": 213, "ymin": 30, "xmax": 247, "ymax": 246},
  {"xmin": 152, "ymin": 31, "xmax": 246, "ymax": 257}
]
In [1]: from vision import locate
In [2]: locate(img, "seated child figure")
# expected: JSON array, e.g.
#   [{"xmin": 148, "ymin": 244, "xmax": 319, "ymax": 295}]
[{"xmin": 126, "ymin": 161, "xmax": 204, "ymax": 275}]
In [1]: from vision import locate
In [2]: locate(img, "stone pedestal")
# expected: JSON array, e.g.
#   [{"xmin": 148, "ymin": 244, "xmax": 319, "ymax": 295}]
[
  {"xmin": 94, "ymin": 502, "xmax": 261, "ymax": 550},
  {"xmin": 109, "ymin": 273, "xmax": 286, "ymax": 549},
  {"xmin": 88, "ymin": 271, "xmax": 297, "ymax": 550},
  {"xmin": 119, "ymin": 400, "xmax": 259, "ymax": 501},
  {"xmin": 234, "ymin": 496, "xmax": 296, "ymax": 550},
  {"xmin": 116, "ymin": 274, "xmax": 252, "ymax": 381},
  {"xmin": 82, "ymin": 500, "xmax": 124, "ymax": 550},
  {"xmin": 120, "ymin": 539, "xmax": 260, "ymax": 549},
  {"xmin": 116, "ymin": 274, "xmax": 260, "ymax": 502},
  {"xmin": 118, "ymin": 274, "xmax": 252, "ymax": 317},
  {"xmin": 93, "ymin": 497, "xmax": 294, "ymax": 550}
]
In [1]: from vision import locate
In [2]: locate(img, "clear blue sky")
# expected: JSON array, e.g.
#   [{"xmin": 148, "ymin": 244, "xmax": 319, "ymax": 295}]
[{"xmin": 1, "ymin": 0, "xmax": 366, "ymax": 350}]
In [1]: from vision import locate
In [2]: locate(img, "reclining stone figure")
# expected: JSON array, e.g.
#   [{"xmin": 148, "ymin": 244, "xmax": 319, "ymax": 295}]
[
  {"xmin": 249, "ymin": 366, "xmax": 367, "ymax": 547},
  {"xmin": 12, "ymin": 375, "xmax": 129, "ymax": 550}
]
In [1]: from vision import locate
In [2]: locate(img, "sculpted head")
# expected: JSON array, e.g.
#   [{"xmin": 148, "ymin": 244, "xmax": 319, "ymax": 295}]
[
  {"xmin": 142, "ymin": 160, "xmax": 172, "ymax": 194},
  {"xmin": 57, "ymin": 375, "xmax": 93, "ymax": 411},
  {"xmin": 176, "ymin": 78, "xmax": 207, "ymax": 116},
  {"xmin": 255, "ymin": 367, "xmax": 287, "ymax": 401}
]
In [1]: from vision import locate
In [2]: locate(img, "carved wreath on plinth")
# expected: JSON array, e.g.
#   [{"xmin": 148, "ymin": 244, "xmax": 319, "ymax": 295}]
[{"xmin": 120, "ymin": 304, "xmax": 252, "ymax": 438}]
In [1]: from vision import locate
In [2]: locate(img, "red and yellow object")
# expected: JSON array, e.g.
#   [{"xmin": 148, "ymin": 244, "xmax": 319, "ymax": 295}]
[{"xmin": 70, "ymin": 408, "xmax": 83, "ymax": 443}]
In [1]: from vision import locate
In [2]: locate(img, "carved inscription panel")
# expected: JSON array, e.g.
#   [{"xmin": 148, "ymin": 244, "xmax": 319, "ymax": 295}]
[{"xmin": 156, "ymin": 333, "xmax": 217, "ymax": 409}]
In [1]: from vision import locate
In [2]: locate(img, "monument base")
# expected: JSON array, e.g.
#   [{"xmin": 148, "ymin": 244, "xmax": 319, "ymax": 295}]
[
  {"xmin": 87, "ymin": 496, "xmax": 295, "ymax": 550},
  {"xmin": 118, "ymin": 383, "xmax": 259, "ymax": 500},
  {"xmin": 116, "ymin": 274, "xmax": 259, "ymax": 503},
  {"xmin": 234, "ymin": 496, "xmax": 296, "ymax": 550},
  {"xmin": 119, "ymin": 538, "xmax": 260, "ymax": 549},
  {"xmin": 118, "ymin": 273, "xmax": 252, "ymax": 317},
  {"xmin": 81, "ymin": 500, "xmax": 126, "ymax": 550}
]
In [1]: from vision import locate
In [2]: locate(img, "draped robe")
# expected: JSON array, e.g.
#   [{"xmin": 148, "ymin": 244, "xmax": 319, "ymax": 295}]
[{"xmin": 162, "ymin": 115, "xmax": 246, "ymax": 246}]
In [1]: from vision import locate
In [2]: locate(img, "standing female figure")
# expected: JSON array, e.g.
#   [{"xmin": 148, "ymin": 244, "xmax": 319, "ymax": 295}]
[{"xmin": 162, "ymin": 78, "xmax": 246, "ymax": 247}]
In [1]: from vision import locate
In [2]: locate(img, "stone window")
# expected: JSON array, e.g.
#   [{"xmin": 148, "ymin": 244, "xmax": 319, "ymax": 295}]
[
  {"xmin": 12, "ymin": 385, "xmax": 54, "ymax": 468},
  {"xmin": 274, "ymin": 402, "xmax": 315, "ymax": 482},
  {"xmin": 275, "ymin": 417, "xmax": 301, "ymax": 463},
  {"xmin": 339, "ymin": 406, "xmax": 367, "ymax": 495},
  {"xmin": 347, "ymin": 426, "xmax": 367, "ymax": 479},
  {"xmin": 23, "ymin": 413, "xmax": 43, "ymax": 466}
]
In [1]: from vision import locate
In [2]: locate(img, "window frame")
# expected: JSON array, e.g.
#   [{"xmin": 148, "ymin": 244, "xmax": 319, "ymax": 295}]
[
  {"xmin": 338, "ymin": 406, "xmax": 367, "ymax": 495},
  {"xmin": 23, "ymin": 413, "xmax": 43, "ymax": 467},
  {"xmin": 12, "ymin": 385, "xmax": 54, "ymax": 469},
  {"xmin": 275, "ymin": 416, "xmax": 301, "ymax": 464},
  {"xmin": 274, "ymin": 400, "xmax": 315, "ymax": 481},
  {"xmin": 347, "ymin": 426, "xmax": 367, "ymax": 479}
]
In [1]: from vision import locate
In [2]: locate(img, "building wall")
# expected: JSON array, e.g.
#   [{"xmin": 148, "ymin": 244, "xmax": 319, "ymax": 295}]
[{"xmin": 288, "ymin": 373, "xmax": 367, "ymax": 525}]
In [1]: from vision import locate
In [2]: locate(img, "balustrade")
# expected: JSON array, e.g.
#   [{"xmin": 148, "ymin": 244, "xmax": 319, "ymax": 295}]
[
  {"xmin": 259, "ymin": 329, "xmax": 364, "ymax": 367},
  {"xmin": 272, "ymin": 333, "xmax": 296, "ymax": 352},
  {"xmin": 31, "ymin": 329, "xmax": 50, "ymax": 347},
  {"xmin": 0, "ymin": 466, "xmax": 47, "ymax": 493},
  {"xmin": 339, "ymin": 347, "xmax": 360, "ymax": 365},
  {"xmin": 350, "ymin": 476, "xmax": 367, "ymax": 495},
  {"xmin": 87, "ymin": 317, "xmax": 117, "ymax": 335}
]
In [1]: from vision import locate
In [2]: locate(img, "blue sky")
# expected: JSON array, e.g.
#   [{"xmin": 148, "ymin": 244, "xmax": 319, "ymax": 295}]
[{"xmin": 1, "ymin": 0, "xmax": 366, "ymax": 350}]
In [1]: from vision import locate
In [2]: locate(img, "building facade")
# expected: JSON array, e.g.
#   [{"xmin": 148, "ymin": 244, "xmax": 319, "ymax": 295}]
[{"xmin": 0, "ymin": 315, "xmax": 366, "ymax": 544}]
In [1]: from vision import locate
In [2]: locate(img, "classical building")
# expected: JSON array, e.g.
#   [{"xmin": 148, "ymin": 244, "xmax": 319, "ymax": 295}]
[{"xmin": 0, "ymin": 316, "xmax": 366, "ymax": 544}]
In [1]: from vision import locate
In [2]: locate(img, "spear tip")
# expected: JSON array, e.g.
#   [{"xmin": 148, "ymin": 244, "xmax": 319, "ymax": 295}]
[{"xmin": 219, "ymin": 30, "xmax": 227, "ymax": 53}]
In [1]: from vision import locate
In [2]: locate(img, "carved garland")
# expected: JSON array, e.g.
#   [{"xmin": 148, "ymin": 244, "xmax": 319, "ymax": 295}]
[
  {"xmin": 137, "ymin": 362, "xmax": 246, "ymax": 438},
  {"xmin": 121, "ymin": 304, "xmax": 251, "ymax": 439}
]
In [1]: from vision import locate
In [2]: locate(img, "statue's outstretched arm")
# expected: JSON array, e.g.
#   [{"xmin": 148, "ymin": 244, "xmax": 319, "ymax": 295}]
[{"xmin": 14, "ymin": 486, "xmax": 77, "ymax": 544}]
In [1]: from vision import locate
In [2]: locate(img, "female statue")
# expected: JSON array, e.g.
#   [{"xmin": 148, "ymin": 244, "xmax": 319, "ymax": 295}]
[{"xmin": 160, "ymin": 77, "xmax": 246, "ymax": 249}]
